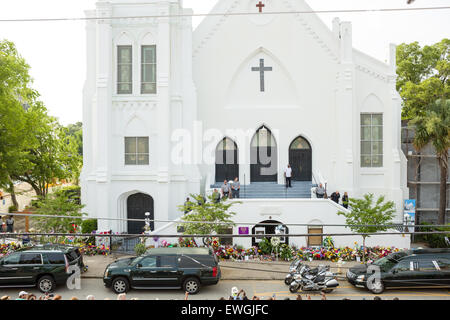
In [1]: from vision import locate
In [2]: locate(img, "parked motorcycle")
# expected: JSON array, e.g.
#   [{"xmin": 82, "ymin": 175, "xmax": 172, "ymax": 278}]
[
  {"xmin": 284, "ymin": 259, "xmax": 303, "ymax": 285},
  {"xmin": 289, "ymin": 264, "xmax": 339, "ymax": 293}
]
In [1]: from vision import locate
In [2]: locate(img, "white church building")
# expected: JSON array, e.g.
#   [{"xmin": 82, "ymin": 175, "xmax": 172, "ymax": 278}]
[{"xmin": 81, "ymin": 0, "xmax": 410, "ymax": 249}]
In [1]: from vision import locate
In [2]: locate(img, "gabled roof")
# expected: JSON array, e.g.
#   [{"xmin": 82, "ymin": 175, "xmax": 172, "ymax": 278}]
[
  {"xmin": 192, "ymin": 0, "xmax": 393, "ymax": 77},
  {"xmin": 193, "ymin": 0, "xmax": 339, "ymax": 61}
]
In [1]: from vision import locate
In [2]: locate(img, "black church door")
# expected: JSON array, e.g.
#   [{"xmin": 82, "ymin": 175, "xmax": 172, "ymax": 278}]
[
  {"xmin": 127, "ymin": 193, "xmax": 154, "ymax": 234},
  {"xmin": 215, "ymin": 138, "xmax": 239, "ymax": 183},
  {"xmin": 289, "ymin": 136, "xmax": 312, "ymax": 181},
  {"xmin": 251, "ymin": 126, "xmax": 277, "ymax": 182}
]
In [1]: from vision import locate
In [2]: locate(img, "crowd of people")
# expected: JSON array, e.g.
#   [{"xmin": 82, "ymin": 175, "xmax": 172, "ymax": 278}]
[
  {"xmin": 214, "ymin": 287, "xmax": 399, "ymax": 301},
  {"xmin": 1, "ymin": 289, "xmax": 400, "ymax": 301},
  {"xmin": 0, "ymin": 291, "xmax": 138, "ymax": 300}
]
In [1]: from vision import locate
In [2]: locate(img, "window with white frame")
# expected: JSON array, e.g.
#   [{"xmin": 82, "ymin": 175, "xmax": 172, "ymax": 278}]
[
  {"xmin": 125, "ymin": 137, "xmax": 149, "ymax": 165},
  {"xmin": 361, "ymin": 113, "xmax": 383, "ymax": 167},
  {"xmin": 141, "ymin": 45, "xmax": 157, "ymax": 94},
  {"xmin": 117, "ymin": 45, "xmax": 132, "ymax": 94}
]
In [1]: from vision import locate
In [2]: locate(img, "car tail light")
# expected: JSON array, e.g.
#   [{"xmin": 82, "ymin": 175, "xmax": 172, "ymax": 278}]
[{"xmin": 212, "ymin": 267, "xmax": 218, "ymax": 277}]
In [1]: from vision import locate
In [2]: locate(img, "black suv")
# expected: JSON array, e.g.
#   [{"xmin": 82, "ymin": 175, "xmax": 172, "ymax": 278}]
[
  {"xmin": 347, "ymin": 248, "xmax": 450, "ymax": 294},
  {"xmin": 0, "ymin": 244, "xmax": 85, "ymax": 293},
  {"xmin": 103, "ymin": 247, "xmax": 221, "ymax": 294}
]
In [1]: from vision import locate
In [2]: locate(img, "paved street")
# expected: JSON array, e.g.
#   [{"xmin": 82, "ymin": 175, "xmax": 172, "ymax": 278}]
[{"xmin": 0, "ymin": 279, "xmax": 448, "ymax": 300}]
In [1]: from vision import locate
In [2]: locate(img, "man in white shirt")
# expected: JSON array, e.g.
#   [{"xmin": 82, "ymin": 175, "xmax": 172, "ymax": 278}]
[{"xmin": 284, "ymin": 164, "xmax": 292, "ymax": 188}]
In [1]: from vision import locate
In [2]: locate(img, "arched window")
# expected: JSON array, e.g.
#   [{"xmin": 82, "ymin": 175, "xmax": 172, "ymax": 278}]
[{"xmin": 289, "ymin": 136, "xmax": 311, "ymax": 150}]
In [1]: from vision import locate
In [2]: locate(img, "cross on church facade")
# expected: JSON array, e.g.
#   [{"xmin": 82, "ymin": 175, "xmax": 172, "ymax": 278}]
[
  {"xmin": 256, "ymin": 1, "xmax": 265, "ymax": 13},
  {"xmin": 251, "ymin": 58, "xmax": 272, "ymax": 92}
]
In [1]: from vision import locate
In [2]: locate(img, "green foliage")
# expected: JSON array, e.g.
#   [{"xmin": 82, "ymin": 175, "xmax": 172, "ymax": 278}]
[
  {"xmin": 323, "ymin": 236, "xmax": 335, "ymax": 248},
  {"xmin": 10, "ymin": 105, "xmax": 83, "ymax": 198},
  {"xmin": 258, "ymin": 238, "xmax": 272, "ymax": 255},
  {"xmin": 396, "ymin": 39, "xmax": 450, "ymax": 119},
  {"xmin": 0, "ymin": 40, "xmax": 83, "ymax": 197},
  {"xmin": 65, "ymin": 122, "xmax": 83, "ymax": 156},
  {"xmin": 59, "ymin": 185, "xmax": 81, "ymax": 204},
  {"xmin": 81, "ymin": 219, "xmax": 98, "ymax": 234},
  {"xmin": 337, "ymin": 193, "xmax": 396, "ymax": 263},
  {"xmin": 178, "ymin": 194, "xmax": 239, "ymax": 236},
  {"xmin": 415, "ymin": 222, "xmax": 450, "ymax": 248},
  {"xmin": 7, "ymin": 205, "xmax": 17, "ymax": 213},
  {"xmin": 34, "ymin": 187, "xmax": 85, "ymax": 233},
  {"xmin": 0, "ymin": 40, "xmax": 37, "ymax": 190},
  {"xmin": 410, "ymin": 99, "xmax": 450, "ymax": 224},
  {"xmin": 279, "ymin": 244, "xmax": 293, "ymax": 261},
  {"xmin": 134, "ymin": 243, "xmax": 146, "ymax": 256}
]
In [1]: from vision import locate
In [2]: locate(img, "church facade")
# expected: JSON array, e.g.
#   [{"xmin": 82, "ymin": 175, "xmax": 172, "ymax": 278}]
[{"xmin": 81, "ymin": 0, "xmax": 410, "ymax": 248}]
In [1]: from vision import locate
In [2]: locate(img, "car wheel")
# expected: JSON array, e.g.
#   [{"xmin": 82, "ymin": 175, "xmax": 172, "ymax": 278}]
[
  {"xmin": 112, "ymin": 277, "xmax": 130, "ymax": 294},
  {"xmin": 368, "ymin": 279, "xmax": 385, "ymax": 294},
  {"xmin": 183, "ymin": 277, "xmax": 201, "ymax": 294},
  {"xmin": 285, "ymin": 277, "xmax": 292, "ymax": 285},
  {"xmin": 37, "ymin": 275, "xmax": 56, "ymax": 293}
]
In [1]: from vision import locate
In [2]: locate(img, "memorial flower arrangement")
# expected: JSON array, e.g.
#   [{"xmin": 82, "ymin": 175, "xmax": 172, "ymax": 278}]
[
  {"xmin": 0, "ymin": 242, "xmax": 24, "ymax": 257},
  {"xmin": 209, "ymin": 243, "xmax": 401, "ymax": 262},
  {"xmin": 79, "ymin": 243, "xmax": 110, "ymax": 256},
  {"xmin": 178, "ymin": 237, "xmax": 198, "ymax": 247}
]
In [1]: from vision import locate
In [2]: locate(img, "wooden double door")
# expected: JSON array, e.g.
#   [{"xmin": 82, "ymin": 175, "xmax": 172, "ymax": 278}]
[
  {"xmin": 215, "ymin": 138, "xmax": 239, "ymax": 182},
  {"xmin": 127, "ymin": 193, "xmax": 154, "ymax": 234},
  {"xmin": 289, "ymin": 136, "xmax": 312, "ymax": 181}
]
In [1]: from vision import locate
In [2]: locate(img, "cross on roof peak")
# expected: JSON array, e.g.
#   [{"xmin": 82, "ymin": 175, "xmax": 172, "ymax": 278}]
[{"xmin": 256, "ymin": 1, "xmax": 265, "ymax": 13}]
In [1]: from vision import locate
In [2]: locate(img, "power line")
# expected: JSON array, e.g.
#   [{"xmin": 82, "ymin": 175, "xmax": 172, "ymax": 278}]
[
  {"xmin": 4, "ymin": 212, "xmax": 449, "ymax": 228},
  {"xmin": 0, "ymin": 6, "xmax": 449, "ymax": 23}
]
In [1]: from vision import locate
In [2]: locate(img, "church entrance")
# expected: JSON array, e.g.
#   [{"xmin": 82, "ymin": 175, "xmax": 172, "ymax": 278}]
[
  {"xmin": 215, "ymin": 137, "xmax": 239, "ymax": 183},
  {"xmin": 251, "ymin": 126, "xmax": 277, "ymax": 182},
  {"xmin": 127, "ymin": 193, "xmax": 154, "ymax": 234},
  {"xmin": 289, "ymin": 136, "xmax": 312, "ymax": 181},
  {"xmin": 252, "ymin": 220, "xmax": 289, "ymax": 247}
]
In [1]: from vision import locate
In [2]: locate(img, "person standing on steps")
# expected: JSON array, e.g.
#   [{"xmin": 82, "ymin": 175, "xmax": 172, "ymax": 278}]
[{"xmin": 284, "ymin": 164, "xmax": 292, "ymax": 188}]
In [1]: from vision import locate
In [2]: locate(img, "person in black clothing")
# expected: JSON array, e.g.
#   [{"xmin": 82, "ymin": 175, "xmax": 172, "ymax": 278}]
[
  {"xmin": 330, "ymin": 191, "xmax": 340, "ymax": 204},
  {"xmin": 6, "ymin": 215, "xmax": 14, "ymax": 233},
  {"xmin": 342, "ymin": 192, "xmax": 349, "ymax": 208}
]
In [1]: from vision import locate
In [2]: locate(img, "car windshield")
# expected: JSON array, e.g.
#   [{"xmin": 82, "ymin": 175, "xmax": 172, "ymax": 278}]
[{"xmin": 373, "ymin": 255, "xmax": 399, "ymax": 271}]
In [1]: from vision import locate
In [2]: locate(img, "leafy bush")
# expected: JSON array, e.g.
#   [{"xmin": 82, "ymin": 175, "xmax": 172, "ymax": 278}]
[
  {"xmin": 59, "ymin": 186, "xmax": 81, "ymax": 204},
  {"xmin": 134, "ymin": 243, "xmax": 146, "ymax": 256},
  {"xmin": 34, "ymin": 188, "xmax": 85, "ymax": 233},
  {"xmin": 81, "ymin": 219, "xmax": 97, "ymax": 234},
  {"xmin": 280, "ymin": 244, "xmax": 293, "ymax": 261},
  {"xmin": 415, "ymin": 222, "xmax": 450, "ymax": 248},
  {"xmin": 8, "ymin": 205, "xmax": 17, "ymax": 213},
  {"xmin": 258, "ymin": 237, "xmax": 272, "ymax": 255}
]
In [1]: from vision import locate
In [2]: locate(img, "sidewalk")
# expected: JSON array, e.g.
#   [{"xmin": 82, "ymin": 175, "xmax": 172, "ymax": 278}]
[{"xmin": 81, "ymin": 254, "xmax": 361, "ymax": 280}]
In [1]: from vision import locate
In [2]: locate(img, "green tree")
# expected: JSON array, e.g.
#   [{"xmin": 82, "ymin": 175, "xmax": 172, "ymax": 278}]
[
  {"xmin": 0, "ymin": 40, "xmax": 81, "ymax": 200},
  {"xmin": 65, "ymin": 122, "xmax": 83, "ymax": 156},
  {"xmin": 34, "ymin": 187, "xmax": 85, "ymax": 233},
  {"xmin": 337, "ymin": 194, "xmax": 396, "ymax": 263},
  {"xmin": 178, "ymin": 194, "xmax": 239, "ymax": 244},
  {"xmin": 396, "ymin": 39, "xmax": 449, "ymax": 119},
  {"xmin": 411, "ymin": 99, "xmax": 450, "ymax": 225},
  {"xmin": 10, "ymin": 104, "xmax": 82, "ymax": 197},
  {"xmin": 0, "ymin": 40, "xmax": 37, "ymax": 206}
]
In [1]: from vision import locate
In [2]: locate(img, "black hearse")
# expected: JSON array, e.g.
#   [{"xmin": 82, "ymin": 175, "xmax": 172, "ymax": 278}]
[{"xmin": 347, "ymin": 248, "xmax": 450, "ymax": 293}]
